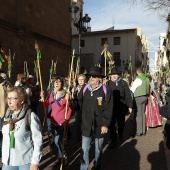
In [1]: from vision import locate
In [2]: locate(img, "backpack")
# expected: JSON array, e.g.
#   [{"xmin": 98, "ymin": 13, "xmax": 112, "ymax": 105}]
[
  {"xmin": 25, "ymin": 108, "xmax": 32, "ymax": 131},
  {"xmin": 83, "ymin": 84, "xmax": 107, "ymax": 99}
]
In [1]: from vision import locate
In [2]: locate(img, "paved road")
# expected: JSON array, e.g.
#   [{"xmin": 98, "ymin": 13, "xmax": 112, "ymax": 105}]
[{"xmin": 39, "ymin": 116, "xmax": 168, "ymax": 170}]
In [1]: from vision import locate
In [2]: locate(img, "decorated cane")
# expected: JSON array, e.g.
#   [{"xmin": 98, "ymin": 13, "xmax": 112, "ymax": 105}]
[
  {"xmin": 60, "ymin": 49, "xmax": 75, "ymax": 170},
  {"xmin": 34, "ymin": 60, "xmax": 39, "ymax": 83},
  {"xmin": 24, "ymin": 61, "xmax": 29, "ymax": 77},
  {"xmin": 34, "ymin": 41, "xmax": 52, "ymax": 157},
  {"xmin": 7, "ymin": 49, "xmax": 12, "ymax": 79},
  {"xmin": 47, "ymin": 60, "xmax": 54, "ymax": 92},
  {"xmin": 101, "ymin": 42, "xmax": 112, "ymax": 84},
  {"xmin": 0, "ymin": 47, "xmax": 5, "ymax": 69},
  {"xmin": 128, "ymin": 55, "xmax": 133, "ymax": 80}
]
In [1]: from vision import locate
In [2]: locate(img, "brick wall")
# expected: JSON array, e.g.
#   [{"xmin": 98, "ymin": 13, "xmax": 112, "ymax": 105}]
[{"xmin": 0, "ymin": 0, "xmax": 71, "ymax": 89}]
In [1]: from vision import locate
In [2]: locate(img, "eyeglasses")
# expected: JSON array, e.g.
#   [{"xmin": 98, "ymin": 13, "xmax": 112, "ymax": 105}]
[
  {"xmin": 6, "ymin": 97, "xmax": 18, "ymax": 102},
  {"xmin": 54, "ymin": 81, "xmax": 61, "ymax": 84}
]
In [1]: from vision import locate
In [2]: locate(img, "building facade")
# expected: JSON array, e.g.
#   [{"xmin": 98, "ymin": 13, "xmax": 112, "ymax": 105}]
[
  {"xmin": 154, "ymin": 33, "xmax": 167, "ymax": 75},
  {"xmin": 0, "ymin": 1, "xmax": 71, "ymax": 87},
  {"xmin": 72, "ymin": 27, "xmax": 149, "ymax": 73}
]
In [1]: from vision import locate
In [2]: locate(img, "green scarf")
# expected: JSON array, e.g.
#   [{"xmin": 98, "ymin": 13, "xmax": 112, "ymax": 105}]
[
  {"xmin": 137, "ymin": 73, "xmax": 146, "ymax": 80},
  {"xmin": 3, "ymin": 104, "xmax": 30, "ymax": 148}
]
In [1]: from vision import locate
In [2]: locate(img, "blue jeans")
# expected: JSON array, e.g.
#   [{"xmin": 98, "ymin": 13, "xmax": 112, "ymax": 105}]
[
  {"xmin": 2, "ymin": 163, "xmax": 31, "ymax": 170},
  {"xmin": 80, "ymin": 136, "xmax": 104, "ymax": 170},
  {"xmin": 52, "ymin": 124, "xmax": 64, "ymax": 158}
]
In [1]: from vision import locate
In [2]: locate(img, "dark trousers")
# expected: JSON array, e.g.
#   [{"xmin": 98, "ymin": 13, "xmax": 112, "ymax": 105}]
[
  {"xmin": 135, "ymin": 96, "xmax": 147, "ymax": 134},
  {"xmin": 75, "ymin": 110, "xmax": 82, "ymax": 143},
  {"xmin": 110, "ymin": 105, "xmax": 126, "ymax": 142}
]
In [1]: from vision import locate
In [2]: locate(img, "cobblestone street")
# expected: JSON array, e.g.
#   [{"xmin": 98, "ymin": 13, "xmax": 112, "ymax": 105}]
[{"xmin": 39, "ymin": 116, "xmax": 169, "ymax": 170}]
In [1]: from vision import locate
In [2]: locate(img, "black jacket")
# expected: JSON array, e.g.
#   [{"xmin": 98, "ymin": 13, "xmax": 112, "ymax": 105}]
[
  {"xmin": 78, "ymin": 84, "xmax": 113, "ymax": 138},
  {"xmin": 107, "ymin": 79, "xmax": 133, "ymax": 109}
]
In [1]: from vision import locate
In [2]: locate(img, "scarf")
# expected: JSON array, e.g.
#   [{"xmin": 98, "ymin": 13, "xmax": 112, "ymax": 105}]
[
  {"xmin": 3, "ymin": 104, "xmax": 30, "ymax": 131},
  {"xmin": 112, "ymin": 77, "xmax": 122, "ymax": 86},
  {"xmin": 88, "ymin": 83, "xmax": 102, "ymax": 96},
  {"xmin": 3, "ymin": 104, "xmax": 30, "ymax": 148},
  {"xmin": 51, "ymin": 90, "xmax": 66, "ymax": 106}
]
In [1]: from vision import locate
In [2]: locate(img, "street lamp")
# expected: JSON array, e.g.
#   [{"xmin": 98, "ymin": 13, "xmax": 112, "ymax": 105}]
[{"xmin": 69, "ymin": 1, "xmax": 91, "ymax": 68}]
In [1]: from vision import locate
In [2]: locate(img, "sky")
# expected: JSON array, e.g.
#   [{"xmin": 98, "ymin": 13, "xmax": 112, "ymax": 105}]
[{"xmin": 83, "ymin": 0, "xmax": 168, "ymax": 72}]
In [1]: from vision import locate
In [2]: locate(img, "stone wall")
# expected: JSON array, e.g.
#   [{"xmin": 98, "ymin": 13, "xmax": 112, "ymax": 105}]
[{"xmin": 0, "ymin": 0, "xmax": 71, "ymax": 88}]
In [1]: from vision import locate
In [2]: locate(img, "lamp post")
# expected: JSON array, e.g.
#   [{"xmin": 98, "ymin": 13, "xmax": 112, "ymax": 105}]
[{"xmin": 69, "ymin": 1, "xmax": 91, "ymax": 69}]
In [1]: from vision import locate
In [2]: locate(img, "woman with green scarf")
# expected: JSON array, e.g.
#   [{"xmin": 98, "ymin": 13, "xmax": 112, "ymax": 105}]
[{"xmin": 2, "ymin": 86, "xmax": 42, "ymax": 170}]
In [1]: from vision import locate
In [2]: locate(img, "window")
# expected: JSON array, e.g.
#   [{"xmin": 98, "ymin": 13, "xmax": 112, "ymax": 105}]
[
  {"xmin": 114, "ymin": 37, "xmax": 120, "ymax": 45},
  {"xmin": 113, "ymin": 52, "xmax": 121, "ymax": 66},
  {"xmin": 101, "ymin": 38, "xmax": 108, "ymax": 46},
  {"xmin": 81, "ymin": 40, "xmax": 85, "ymax": 47}
]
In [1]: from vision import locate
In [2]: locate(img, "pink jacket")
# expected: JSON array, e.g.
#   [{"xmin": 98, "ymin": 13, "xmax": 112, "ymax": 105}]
[{"xmin": 45, "ymin": 93, "xmax": 72, "ymax": 125}]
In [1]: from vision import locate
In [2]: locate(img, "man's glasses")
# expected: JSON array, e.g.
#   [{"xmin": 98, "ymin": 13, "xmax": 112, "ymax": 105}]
[{"xmin": 6, "ymin": 97, "xmax": 18, "ymax": 102}]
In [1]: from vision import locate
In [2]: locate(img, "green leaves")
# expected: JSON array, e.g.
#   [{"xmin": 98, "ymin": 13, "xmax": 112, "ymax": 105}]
[
  {"xmin": 37, "ymin": 49, "xmax": 41, "ymax": 60},
  {"xmin": 50, "ymin": 67, "xmax": 53, "ymax": 74},
  {"xmin": 77, "ymin": 57, "xmax": 80, "ymax": 64},
  {"xmin": 34, "ymin": 64, "xmax": 38, "ymax": 74},
  {"xmin": 128, "ymin": 61, "xmax": 132, "ymax": 70},
  {"xmin": 83, "ymin": 69, "xmax": 87, "ymax": 74},
  {"xmin": 0, "ymin": 52, "xmax": 4, "ymax": 68},
  {"xmin": 72, "ymin": 54, "xmax": 75, "ymax": 59}
]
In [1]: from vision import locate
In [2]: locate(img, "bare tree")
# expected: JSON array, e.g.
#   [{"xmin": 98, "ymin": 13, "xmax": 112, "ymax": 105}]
[{"xmin": 130, "ymin": 0, "xmax": 170, "ymax": 17}]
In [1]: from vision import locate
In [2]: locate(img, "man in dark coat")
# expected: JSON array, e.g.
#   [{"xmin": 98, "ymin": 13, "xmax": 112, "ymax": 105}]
[
  {"xmin": 107, "ymin": 68, "xmax": 133, "ymax": 148},
  {"xmin": 78, "ymin": 66, "xmax": 113, "ymax": 170},
  {"xmin": 159, "ymin": 105, "xmax": 170, "ymax": 149}
]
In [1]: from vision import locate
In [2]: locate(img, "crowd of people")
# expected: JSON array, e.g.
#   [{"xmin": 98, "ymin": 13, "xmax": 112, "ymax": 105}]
[{"xmin": 0, "ymin": 65, "xmax": 169, "ymax": 170}]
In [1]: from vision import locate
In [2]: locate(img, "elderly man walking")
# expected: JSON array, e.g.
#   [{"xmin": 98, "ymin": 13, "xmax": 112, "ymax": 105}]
[
  {"xmin": 78, "ymin": 66, "xmax": 113, "ymax": 170},
  {"xmin": 131, "ymin": 68, "xmax": 149, "ymax": 136},
  {"xmin": 107, "ymin": 68, "xmax": 133, "ymax": 148}
]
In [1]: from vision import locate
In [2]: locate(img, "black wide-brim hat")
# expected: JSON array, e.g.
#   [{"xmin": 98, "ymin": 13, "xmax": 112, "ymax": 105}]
[
  {"xmin": 108, "ymin": 68, "xmax": 121, "ymax": 75},
  {"xmin": 86, "ymin": 66, "xmax": 105, "ymax": 78}
]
